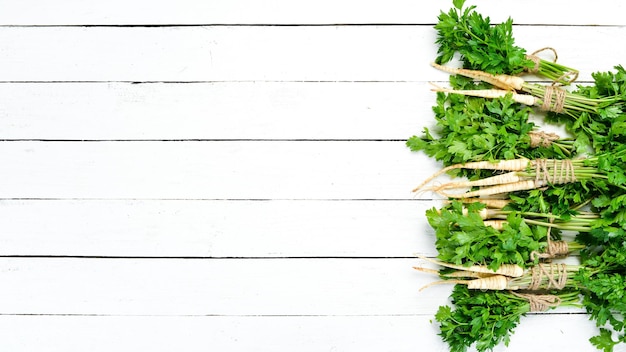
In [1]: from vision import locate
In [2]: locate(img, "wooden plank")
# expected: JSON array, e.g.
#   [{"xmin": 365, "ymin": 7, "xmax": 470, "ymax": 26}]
[
  {"xmin": 0, "ymin": 0, "xmax": 623, "ymax": 26},
  {"xmin": 0, "ymin": 141, "xmax": 433, "ymax": 200},
  {"xmin": 0, "ymin": 314, "xmax": 601, "ymax": 352},
  {"xmin": 0, "ymin": 199, "xmax": 436, "ymax": 258},
  {"xmin": 0, "ymin": 3, "xmax": 613, "ymax": 352},
  {"xmin": 0, "ymin": 25, "xmax": 622, "ymax": 82},
  {"xmin": 0, "ymin": 258, "xmax": 453, "ymax": 316},
  {"xmin": 0, "ymin": 82, "xmax": 430, "ymax": 140}
]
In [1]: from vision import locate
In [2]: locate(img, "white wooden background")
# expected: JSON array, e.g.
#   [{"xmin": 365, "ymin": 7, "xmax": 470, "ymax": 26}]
[{"xmin": 0, "ymin": 1, "xmax": 624, "ymax": 351}]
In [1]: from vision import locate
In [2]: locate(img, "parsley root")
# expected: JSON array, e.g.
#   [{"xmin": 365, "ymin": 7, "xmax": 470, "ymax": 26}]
[
  {"xmin": 429, "ymin": 83, "xmax": 538, "ymax": 106},
  {"xmin": 418, "ymin": 154, "xmax": 623, "ymax": 199},
  {"xmin": 432, "ymin": 62, "xmax": 613, "ymax": 114},
  {"xmin": 416, "ymin": 256, "xmax": 524, "ymax": 278},
  {"xmin": 412, "ymin": 2, "xmax": 626, "ymax": 350},
  {"xmin": 412, "ymin": 158, "xmax": 531, "ymax": 193},
  {"xmin": 435, "ymin": 0, "xmax": 579, "ymax": 85},
  {"xmin": 431, "ymin": 62, "xmax": 524, "ymax": 91},
  {"xmin": 435, "ymin": 285, "xmax": 581, "ymax": 352}
]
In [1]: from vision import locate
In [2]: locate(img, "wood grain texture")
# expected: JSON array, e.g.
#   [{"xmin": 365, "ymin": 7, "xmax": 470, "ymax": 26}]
[
  {"xmin": 0, "ymin": 258, "xmax": 452, "ymax": 316},
  {"xmin": 0, "ymin": 141, "xmax": 433, "ymax": 200},
  {"xmin": 0, "ymin": 199, "xmax": 435, "ymax": 257},
  {"xmin": 0, "ymin": 26, "xmax": 623, "ymax": 82},
  {"xmin": 0, "ymin": 0, "xmax": 622, "ymax": 351},
  {"xmin": 0, "ymin": 314, "xmax": 601, "ymax": 352},
  {"xmin": 0, "ymin": 82, "xmax": 429, "ymax": 140},
  {"xmin": 0, "ymin": 0, "xmax": 623, "ymax": 25}
]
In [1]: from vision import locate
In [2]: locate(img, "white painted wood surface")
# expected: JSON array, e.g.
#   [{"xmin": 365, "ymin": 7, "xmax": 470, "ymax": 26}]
[
  {"xmin": 0, "ymin": 0, "xmax": 624, "ymax": 25},
  {"xmin": 0, "ymin": 26, "xmax": 624, "ymax": 82},
  {"xmin": 0, "ymin": 1, "xmax": 622, "ymax": 351}
]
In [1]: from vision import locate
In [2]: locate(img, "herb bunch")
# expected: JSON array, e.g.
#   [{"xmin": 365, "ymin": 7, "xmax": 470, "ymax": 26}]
[
  {"xmin": 427, "ymin": 200, "xmax": 592, "ymax": 270},
  {"xmin": 545, "ymin": 65, "xmax": 626, "ymax": 153},
  {"xmin": 406, "ymin": 75, "xmax": 575, "ymax": 180},
  {"xmin": 436, "ymin": 285, "xmax": 581, "ymax": 352},
  {"xmin": 424, "ymin": 238, "xmax": 626, "ymax": 351},
  {"xmin": 435, "ymin": 0, "xmax": 578, "ymax": 84},
  {"xmin": 410, "ymin": 1, "xmax": 626, "ymax": 351}
]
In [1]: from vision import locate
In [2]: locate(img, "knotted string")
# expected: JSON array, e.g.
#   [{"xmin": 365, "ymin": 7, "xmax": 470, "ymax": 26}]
[
  {"xmin": 525, "ymin": 47, "xmax": 559, "ymax": 73},
  {"xmin": 510, "ymin": 291, "xmax": 562, "ymax": 312},
  {"xmin": 525, "ymin": 47, "xmax": 578, "ymax": 83},
  {"xmin": 555, "ymin": 70, "xmax": 579, "ymax": 85},
  {"xmin": 530, "ymin": 217, "xmax": 569, "ymax": 261},
  {"xmin": 534, "ymin": 159, "xmax": 576, "ymax": 185},
  {"xmin": 529, "ymin": 131, "xmax": 560, "ymax": 147},
  {"xmin": 540, "ymin": 85, "xmax": 567, "ymax": 113},
  {"xmin": 527, "ymin": 55, "xmax": 541, "ymax": 73},
  {"xmin": 529, "ymin": 263, "xmax": 568, "ymax": 290}
]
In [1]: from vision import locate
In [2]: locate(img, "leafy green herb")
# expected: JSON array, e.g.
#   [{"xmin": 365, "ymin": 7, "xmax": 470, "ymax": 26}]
[
  {"xmin": 415, "ymin": 145, "xmax": 626, "ymax": 217},
  {"xmin": 407, "ymin": 75, "xmax": 574, "ymax": 180},
  {"xmin": 429, "ymin": 62, "xmax": 626, "ymax": 157},
  {"xmin": 426, "ymin": 236, "xmax": 626, "ymax": 350},
  {"xmin": 414, "ymin": 3, "xmax": 626, "ymax": 351},
  {"xmin": 434, "ymin": 0, "xmax": 578, "ymax": 84},
  {"xmin": 436, "ymin": 284, "xmax": 580, "ymax": 352},
  {"xmin": 590, "ymin": 329, "xmax": 621, "ymax": 352},
  {"xmin": 545, "ymin": 65, "xmax": 626, "ymax": 153},
  {"xmin": 426, "ymin": 201, "xmax": 594, "ymax": 270},
  {"xmin": 426, "ymin": 201, "xmax": 544, "ymax": 270}
]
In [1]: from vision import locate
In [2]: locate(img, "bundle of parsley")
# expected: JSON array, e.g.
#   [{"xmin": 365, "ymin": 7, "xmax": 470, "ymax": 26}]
[
  {"xmin": 434, "ymin": 0, "xmax": 578, "ymax": 84},
  {"xmin": 409, "ymin": 1, "xmax": 626, "ymax": 351}
]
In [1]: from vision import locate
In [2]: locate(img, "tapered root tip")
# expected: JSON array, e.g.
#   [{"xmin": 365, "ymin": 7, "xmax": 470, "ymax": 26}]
[
  {"xmin": 411, "ymin": 164, "xmax": 457, "ymax": 193},
  {"xmin": 412, "ymin": 266, "xmax": 440, "ymax": 275},
  {"xmin": 428, "ymin": 82, "xmax": 447, "ymax": 92},
  {"xmin": 412, "ymin": 185, "xmax": 433, "ymax": 194},
  {"xmin": 430, "ymin": 62, "xmax": 455, "ymax": 75},
  {"xmin": 419, "ymin": 279, "xmax": 464, "ymax": 292}
]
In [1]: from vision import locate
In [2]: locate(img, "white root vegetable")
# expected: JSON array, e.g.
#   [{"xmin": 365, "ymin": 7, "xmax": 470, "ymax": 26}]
[
  {"xmin": 466, "ymin": 275, "xmax": 509, "ymax": 290},
  {"xmin": 418, "ymin": 275, "xmax": 510, "ymax": 291},
  {"xmin": 412, "ymin": 267, "xmax": 440, "ymax": 276},
  {"xmin": 416, "ymin": 255, "xmax": 524, "ymax": 278},
  {"xmin": 431, "ymin": 62, "xmax": 525, "ymax": 91},
  {"xmin": 434, "ymin": 206, "xmax": 492, "ymax": 220},
  {"xmin": 413, "ymin": 159, "xmax": 531, "ymax": 193},
  {"xmin": 432, "ymin": 172, "xmax": 524, "ymax": 192},
  {"xmin": 449, "ymin": 198, "xmax": 511, "ymax": 209},
  {"xmin": 439, "ymin": 179, "xmax": 544, "ymax": 199},
  {"xmin": 414, "ymin": 267, "xmax": 495, "ymax": 279},
  {"xmin": 474, "ymin": 198, "xmax": 511, "ymax": 209},
  {"xmin": 482, "ymin": 220, "xmax": 508, "ymax": 230},
  {"xmin": 442, "ymin": 270, "xmax": 497, "ymax": 279},
  {"xmin": 463, "ymin": 206, "xmax": 490, "ymax": 219},
  {"xmin": 430, "ymin": 83, "xmax": 538, "ymax": 106}
]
